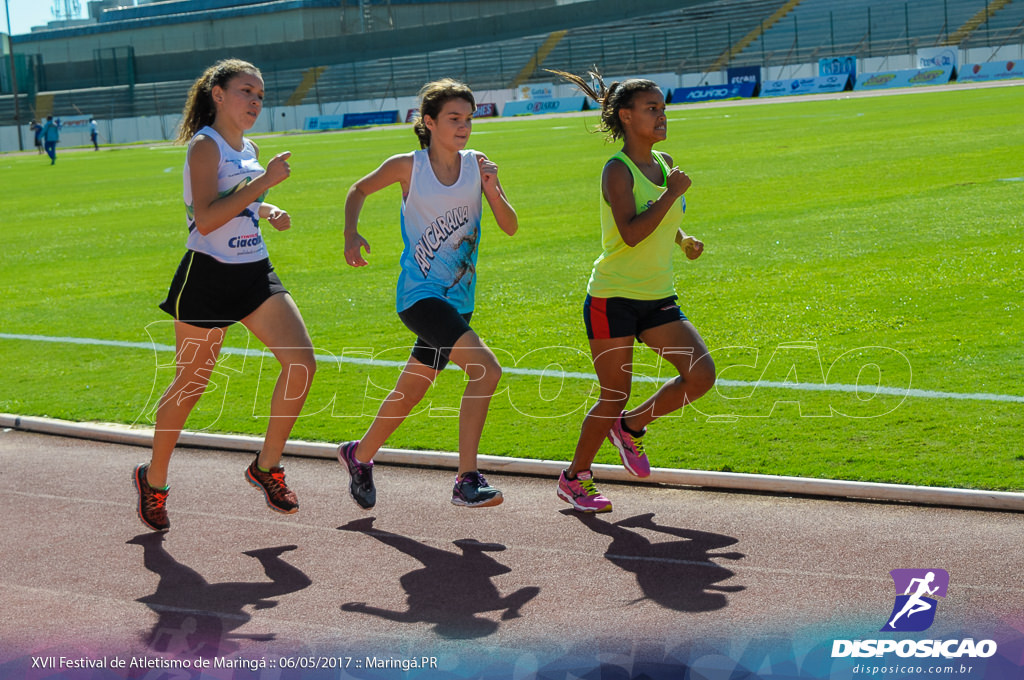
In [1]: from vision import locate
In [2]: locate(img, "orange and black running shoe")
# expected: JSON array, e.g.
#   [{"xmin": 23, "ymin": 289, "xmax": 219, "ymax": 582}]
[
  {"xmin": 133, "ymin": 463, "xmax": 170, "ymax": 532},
  {"xmin": 245, "ymin": 455, "xmax": 299, "ymax": 514}
]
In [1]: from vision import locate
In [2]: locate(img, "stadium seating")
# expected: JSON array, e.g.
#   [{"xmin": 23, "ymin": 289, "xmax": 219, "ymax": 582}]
[
  {"xmin": 740, "ymin": 0, "xmax": 1002, "ymax": 66},
  {"xmin": 957, "ymin": 0, "xmax": 1024, "ymax": 49},
  {"xmin": 2, "ymin": 0, "xmax": 1021, "ymax": 131}
]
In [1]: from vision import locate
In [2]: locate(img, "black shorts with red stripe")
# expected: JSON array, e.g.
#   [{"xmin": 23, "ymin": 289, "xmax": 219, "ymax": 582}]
[{"xmin": 583, "ymin": 294, "xmax": 686, "ymax": 340}]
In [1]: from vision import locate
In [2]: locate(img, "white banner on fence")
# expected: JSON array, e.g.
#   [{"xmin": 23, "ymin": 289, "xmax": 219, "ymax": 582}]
[
  {"xmin": 917, "ymin": 46, "xmax": 958, "ymax": 70},
  {"xmin": 518, "ymin": 83, "xmax": 555, "ymax": 100},
  {"xmin": 58, "ymin": 115, "xmax": 93, "ymax": 130}
]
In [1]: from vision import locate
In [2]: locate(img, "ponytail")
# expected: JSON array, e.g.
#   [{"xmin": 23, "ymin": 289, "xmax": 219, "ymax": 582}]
[{"xmin": 546, "ymin": 68, "xmax": 659, "ymax": 141}]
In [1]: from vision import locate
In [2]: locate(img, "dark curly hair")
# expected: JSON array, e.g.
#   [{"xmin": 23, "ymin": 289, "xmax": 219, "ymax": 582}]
[{"xmin": 546, "ymin": 68, "xmax": 660, "ymax": 141}]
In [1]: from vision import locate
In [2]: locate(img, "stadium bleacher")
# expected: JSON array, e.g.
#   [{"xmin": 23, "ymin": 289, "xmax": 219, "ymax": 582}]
[
  {"xmin": 2, "ymin": 0, "xmax": 1022, "ymax": 136},
  {"xmin": 958, "ymin": 0, "xmax": 1024, "ymax": 48},
  {"xmin": 740, "ymin": 0, "xmax": 1005, "ymax": 66}
]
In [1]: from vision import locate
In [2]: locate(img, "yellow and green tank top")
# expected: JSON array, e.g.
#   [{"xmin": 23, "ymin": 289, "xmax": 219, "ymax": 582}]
[{"xmin": 587, "ymin": 150, "xmax": 685, "ymax": 300}]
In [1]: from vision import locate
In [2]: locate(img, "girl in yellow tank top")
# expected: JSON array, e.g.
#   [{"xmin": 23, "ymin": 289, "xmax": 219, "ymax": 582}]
[
  {"xmin": 588, "ymin": 148, "xmax": 683, "ymax": 299},
  {"xmin": 548, "ymin": 68, "xmax": 717, "ymax": 513}
]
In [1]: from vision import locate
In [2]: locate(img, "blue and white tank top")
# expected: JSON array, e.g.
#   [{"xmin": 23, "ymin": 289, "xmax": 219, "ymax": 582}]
[
  {"xmin": 397, "ymin": 148, "xmax": 483, "ymax": 313},
  {"xmin": 183, "ymin": 125, "xmax": 269, "ymax": 263}
]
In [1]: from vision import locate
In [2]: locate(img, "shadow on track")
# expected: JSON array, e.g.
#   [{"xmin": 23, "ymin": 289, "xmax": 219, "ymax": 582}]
[
  {"xmin": 338, "ymin": 517, "xmax": 539, "ymax": 639},
  {"xmin": 126, "ymin": 533, "xmax": 312, "ymax": 658},
  {"xmin": 569, "ymin": 511, "xmax": 745, "ymax": 612}
]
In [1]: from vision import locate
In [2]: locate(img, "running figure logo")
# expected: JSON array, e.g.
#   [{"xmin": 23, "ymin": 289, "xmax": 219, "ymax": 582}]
[{"xmin": 881, "ymin": 568, "xmax": 949, "ymax": 632}]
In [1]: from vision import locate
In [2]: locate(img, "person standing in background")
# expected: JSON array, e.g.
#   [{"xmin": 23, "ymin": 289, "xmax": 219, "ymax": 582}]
[
  {"xmin": 30, "ymin": 120, "xmax": 43, "ymax": 154},
  {"xmin": 41, "ymin": 116, "xmax": 61, "ymax": 164}
]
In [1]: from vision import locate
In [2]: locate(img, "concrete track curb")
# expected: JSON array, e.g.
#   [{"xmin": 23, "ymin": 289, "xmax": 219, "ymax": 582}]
[{"xmin": 3, "ymin": 412, "xmax": 1022, "ymax": 512}]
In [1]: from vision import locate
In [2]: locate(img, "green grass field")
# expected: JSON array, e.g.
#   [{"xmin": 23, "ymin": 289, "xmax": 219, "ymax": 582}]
[{"xmin": 2, "ymin": 85, "xmax": 1022, "ymax": 491}]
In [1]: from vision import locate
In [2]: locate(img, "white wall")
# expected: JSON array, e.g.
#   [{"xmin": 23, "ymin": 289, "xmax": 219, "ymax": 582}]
[
  {"xmin": 965, "ymin": 43, "xmax": 1024, "ymax": 63},
  {"xmin": 0, "ymin": 90, "xmax": 524, "ymax": 152}
]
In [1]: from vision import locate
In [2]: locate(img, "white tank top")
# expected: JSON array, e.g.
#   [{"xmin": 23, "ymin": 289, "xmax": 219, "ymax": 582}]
[
  {"xmin": 397, "ymin": 148, "xmax": 483, "ymax": 313},
  {"xmin": 183, "ymin": 126, "xmax": 269, "ymax": 263}
]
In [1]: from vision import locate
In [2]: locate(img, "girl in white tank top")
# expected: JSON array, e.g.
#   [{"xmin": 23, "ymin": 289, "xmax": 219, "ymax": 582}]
[
  {"xmin": 135, "ymin": 59, "xmax": 315, "ymax": 533},
  {"xmin": 183, "ymin": 125, "xmax": 269, "ymax": 263}
]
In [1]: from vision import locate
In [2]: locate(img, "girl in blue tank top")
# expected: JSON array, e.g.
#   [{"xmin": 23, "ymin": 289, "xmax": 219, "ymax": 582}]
[{"xmin": 339, "ymin": 79, "xmax": 518, "ymax": 510}]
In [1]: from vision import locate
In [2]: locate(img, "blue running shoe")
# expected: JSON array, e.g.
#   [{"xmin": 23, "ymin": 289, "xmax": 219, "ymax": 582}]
[
  {"xmin": 338, "ymin": 441, "xmax": 376, "ymax": 510},
  {"xmin": 451, "ymin": 471, "xmax": 503, "ymax": 508}
]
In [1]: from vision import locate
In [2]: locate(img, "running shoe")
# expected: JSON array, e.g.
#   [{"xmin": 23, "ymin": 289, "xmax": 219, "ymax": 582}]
[
  {"xmin": 338, "ymin": 441, "xmax": 376, "ymax": 510},
  {"xmin": 245, "ymin": 455, "xmax": 299, "ymax": 514},
  {"xmin": 133, "ymin": 463, "xmax": 170, "ymax": 532},
  {"xmin": 557, "ymin": 469, "xmax": 612, "ymax": 513},
  {"xmin": 451, "ymin": 471, "xmax": 503, "ymax": 508},
  {"xmin": 607, "ymin": 411, "xmax": 651, "ymax": 477}
]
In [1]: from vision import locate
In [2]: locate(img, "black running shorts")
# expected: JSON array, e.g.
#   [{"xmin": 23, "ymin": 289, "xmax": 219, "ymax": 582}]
[
  {"xmin": 158, "ymin": 250, "xmax": 287, "ymax": 329},
  {"xmin": 397, "ymin": 297, "xmax": 473, "ymax": 371}
]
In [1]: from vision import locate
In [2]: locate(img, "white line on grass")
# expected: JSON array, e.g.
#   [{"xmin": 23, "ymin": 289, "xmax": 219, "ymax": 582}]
[{"xmin": 3, "ymin": 332, "xmax": 1023, "ymax": 404}]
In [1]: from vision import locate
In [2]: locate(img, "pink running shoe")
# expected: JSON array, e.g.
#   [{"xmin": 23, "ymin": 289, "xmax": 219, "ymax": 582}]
[
  {"xmin": 557, "ymin": 469, "xmax": 612, "ymax": 513},
  {"xmin": 607, "ymin": 411, "xmax": 651, "ymax": 477}
]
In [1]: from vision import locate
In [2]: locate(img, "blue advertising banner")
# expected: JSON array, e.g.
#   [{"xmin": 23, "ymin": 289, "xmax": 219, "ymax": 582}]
[
  {"xmin": 959, "ymin": 61, "xmax": 1024, "ymax": 82},
  {"xmin": 303, "ymin": 111, "xmax": 399, "ymax": 131},
  {"xmin": 819, "ymin": 55, "xmax": 858, "ymax": 78},
  {"xmin": 727, "ymin": 65, "xmax": 762, "ymax": 94},
  {"xmin": 342, "ymin": 111, "xmax": 399, "ymax": 128},
  {"xmin": 303, "ymin": 114, "xmax": 344, "ymax": 131},
  {"xmin": 501, "ymin": 96, "xmax": 588, "ymax": 117},
  {"xmin": 670, "ymin": 82, "xmax": 755, "ymax": 104},
  {"xmin": 854, "ymin": 66, "xmax": 954, "ymax": 91},
  {"xmin": 760, "ymin": 73, "xmax": 850, "ymax": 97}
]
